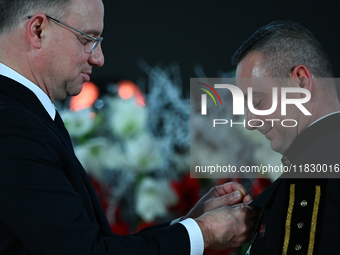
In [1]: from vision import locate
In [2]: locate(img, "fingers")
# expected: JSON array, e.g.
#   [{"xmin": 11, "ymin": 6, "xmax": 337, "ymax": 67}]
[
  {"xmin": 206, "ymin": 190, "xmax": 244, "ymax": 209},
  {"xmin": 186, "ymin": 182, "xmax": 253, "ymax": 220},
  {"xmin": 243, "ymin": 194, "xmax": 253, "ymax": 204},
  {"xmin": 212, "ymin": 182, "xmax": 247, "ymax": 198},
  {"xmin": 206, "ymin": 182, "xmax": 252, "ymax": 209},
  {"xmin": 230, "ymin": 204, "xmax": 261, "ymax": 219}
]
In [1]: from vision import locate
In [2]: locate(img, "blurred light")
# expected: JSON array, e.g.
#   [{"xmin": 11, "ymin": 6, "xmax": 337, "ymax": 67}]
[
  {"xmin": 93, "ymin": 99, "xmax": 105, "ymax": 110},
  {"xmin": 89, "ymin": 112, "xmax": 97, "ymax": 120},
  {"xmin": 70, "ymin": 82, "xmax": 100, "ymax": 111},
  {"xmin": 118, "ymin": 80, "xmax": 135, "ymax": 100},
  {"xmin": 137, "ymin": 99, "xmax": 146, "ymax": 106},
  {"xmin": 118, "ymin": 80, "xmax": 145, "ymax": 106}
]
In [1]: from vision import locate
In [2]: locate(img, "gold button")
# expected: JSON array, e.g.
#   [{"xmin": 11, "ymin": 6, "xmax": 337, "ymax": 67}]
[
  {"xmin": 300, "ymin": 200, "xmax": 307, "ymax": 207},
  {"xmin": 297, "ymin": 222, "xmax": 304, "ymax": 229},
  {"xmin": 295, "ymin": 244, "xmax": 302, "ymax": 251}
]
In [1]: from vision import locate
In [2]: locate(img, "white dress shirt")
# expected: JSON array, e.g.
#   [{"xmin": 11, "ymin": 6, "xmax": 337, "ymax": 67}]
[{"xmin": 0, "ymin": 62, "xmax": 205, "ymax": 255}]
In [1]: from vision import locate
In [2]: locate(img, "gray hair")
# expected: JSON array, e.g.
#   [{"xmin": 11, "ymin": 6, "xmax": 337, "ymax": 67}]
[
  {"xmin": 231, "ymin": 21, "xmax": 334, "ymax": 78},
  {"xmin": 0, "ymin": 0, "xmax": 71, "ymax": 35}
]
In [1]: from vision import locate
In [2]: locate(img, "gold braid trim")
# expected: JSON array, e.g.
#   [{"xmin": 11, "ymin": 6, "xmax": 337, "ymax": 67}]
[
  {"xmin": 307, "ymin": 186, "xmax": 321, "ymax": 255},
  {"xmin": 282, "ymin": 184, "xmax": 295, "ymax": 255}
]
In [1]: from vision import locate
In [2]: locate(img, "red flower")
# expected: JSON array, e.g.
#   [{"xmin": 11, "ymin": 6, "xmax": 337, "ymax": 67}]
[
  {"xmin": 135, "ymin": 221, "xmax": 157, "ymax": 233},
  {"xmin": 89, "ymin": 176, "xmax": 130, "ymax": 235},
  {"xmin": 170, "ymin": 173, "xmax": 201, "ymax": 216},
  {"xmin": 89, "ymin": 176, "xmax": 109, "ymax": 212},
  {"xmin": 251, "ymin": 178, "xmax": 272, "ymax": 198},
  {"xmin": 110, "ymin": 207, "xmax": 130, "ymax": 235}
]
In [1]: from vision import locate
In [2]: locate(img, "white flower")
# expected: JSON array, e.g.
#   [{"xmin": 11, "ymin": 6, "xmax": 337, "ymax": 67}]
[
  {"xmin": 124, "ymin": 133, "xmax": 163, "ymax": 173},
  {"xmin": 172, "ymin": 150, "xmax": 190, "ymax": 173},
  {"xmin": 135, "ymin": 177, "xmax": 178, "ymax": 222},
  {"xmin": 74, "ymin": 137, "xmax": 118, "ymax": 180},
  {"xmin": 103, "ymin": 144, "xmax": 129, "ymax": 171},
  {"xmin": 60, "ymin": 108, "xmax": 95, "ymax": 139},
  {"xmin": 106, "ymin": 97, "xmax": 147, "ymax": 139}
]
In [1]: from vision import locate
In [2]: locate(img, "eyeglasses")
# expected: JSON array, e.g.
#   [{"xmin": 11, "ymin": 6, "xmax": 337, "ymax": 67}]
[{"xmin": 26, "ymin": 15, "xmax": 103, "ymax": 54}]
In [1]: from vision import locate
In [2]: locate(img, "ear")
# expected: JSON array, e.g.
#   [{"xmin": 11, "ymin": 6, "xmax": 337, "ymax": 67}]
[
  {"xmin": 290, "ymin": 65, "xmax": 313, "ymax": 94},
  {"xmin": 26, "ymin": 14, "xmax": 49, "ymax": 49}
]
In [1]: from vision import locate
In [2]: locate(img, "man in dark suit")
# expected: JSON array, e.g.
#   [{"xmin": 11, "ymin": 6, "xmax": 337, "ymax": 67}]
[
  {"xmin": 232, "ymin": 21, "xmax": 340, "ymax": 254},
  {"xmin": 0, "ymin": 0, "xmax": 259, "ymax": 254}
]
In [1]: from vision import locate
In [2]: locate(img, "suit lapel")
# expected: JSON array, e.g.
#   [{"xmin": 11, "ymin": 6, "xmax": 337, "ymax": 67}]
[
  {"xmin": 0, "ymin": 75, "xmax": 75, "ymax": 154},
  {"xmin": 54, "ymin": 110, "xmax": 76, "ymax": 154},
  {"xmin": 0, "ymin": 75, "xmax": 112, "ymax": 234}
]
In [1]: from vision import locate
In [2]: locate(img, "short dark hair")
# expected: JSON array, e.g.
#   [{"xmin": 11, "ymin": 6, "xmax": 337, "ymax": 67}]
[
  {"xmin": 231, "ymin": 21, "xmax": 334, "ymax": 78},
  {"xmin": 0, "ymin": 0, "xmax": 71, "ymax": 35}
]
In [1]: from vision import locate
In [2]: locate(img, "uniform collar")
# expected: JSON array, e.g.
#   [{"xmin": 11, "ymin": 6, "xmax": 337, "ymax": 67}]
[{"xmin": 282, "ymin": 112, "xmax": 340, "ymax": 165}]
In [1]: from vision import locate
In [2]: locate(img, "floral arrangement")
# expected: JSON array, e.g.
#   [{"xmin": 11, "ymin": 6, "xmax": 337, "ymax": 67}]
[
  {"xmin": 59, "ymin": 63, "xmax": 280, "ymax": 255},
  {"xmin": 59, "ymin": 63, "xmax": 195, "ymax": 229}
]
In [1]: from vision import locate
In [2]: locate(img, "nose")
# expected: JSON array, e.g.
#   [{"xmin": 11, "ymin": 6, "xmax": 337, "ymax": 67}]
[
  {"xmin": 88, "ymin": 44, "xmax": 104, "ymax": 67},
  {"xmin": 246, "ymin": 108, "xmax": 261, "ymax": 130}
]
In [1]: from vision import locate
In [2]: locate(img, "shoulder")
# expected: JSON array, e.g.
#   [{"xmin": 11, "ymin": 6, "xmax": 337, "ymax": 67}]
[
  {"xmin": 0, "ymin": 95, "xmax": 62, "ymax": 157},
  {"xmin": 296, "ymin": 130, "xmax": 340, "ymax": 163}
]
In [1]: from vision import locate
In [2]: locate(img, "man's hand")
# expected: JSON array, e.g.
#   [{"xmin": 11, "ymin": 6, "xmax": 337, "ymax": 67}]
[
  {"xmin": 182, "ymin": 182, "xmax": 252, "ymax": 220},
  {"xmin": 195, "ymin": 204, "xmax": 260, "ymax": 250}
]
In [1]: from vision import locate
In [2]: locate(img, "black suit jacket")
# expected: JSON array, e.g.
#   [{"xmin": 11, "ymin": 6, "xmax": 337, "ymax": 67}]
[
  {"xmin": 249, "ymin": 113, "xmax": 340, "ymax": 254},
  {"xmin": 0, "ymin": 75, "xmax": 190, "ymax": 255}
]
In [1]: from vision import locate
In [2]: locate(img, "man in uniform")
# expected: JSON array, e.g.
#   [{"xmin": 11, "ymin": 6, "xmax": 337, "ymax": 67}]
[{"xmin": 232, "ymin": 20, "xmax": 340, "ymax": 254}]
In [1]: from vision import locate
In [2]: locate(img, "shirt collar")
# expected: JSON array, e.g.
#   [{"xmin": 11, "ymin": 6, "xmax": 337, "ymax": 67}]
[
  {"xmin": 308, "ymin": 111, "xmax": 340, "ymax": 127},
  {"xmin": 0, "ymin": 63, "xmax": 56, "ymax": 120}
]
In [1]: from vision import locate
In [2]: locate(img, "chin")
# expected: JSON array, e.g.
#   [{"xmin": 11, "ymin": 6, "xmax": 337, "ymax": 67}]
[
  {"xmin": 270, "ymin": 140, "xmax": 284, "ymax": 155},
  {"xmin": 69, "ymin": 85, "xmax": 84, "ymax": 97},
  {"xmin": 72, "ymin": 90, "xmax": 83, "ymax": 97}
]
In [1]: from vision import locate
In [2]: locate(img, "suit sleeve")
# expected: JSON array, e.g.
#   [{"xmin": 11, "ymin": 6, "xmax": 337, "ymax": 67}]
[{"xmin": 0, "ymin": 108, "xmax": 192, "ymax": 255}]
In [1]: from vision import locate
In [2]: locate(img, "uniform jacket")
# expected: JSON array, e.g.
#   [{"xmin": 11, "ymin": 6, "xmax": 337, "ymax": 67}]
[
  {"xmin": 249, "ymin": 113, "xmax": 340, "ymax": 255},
  {"xmin": 0, "ymin": 75, "xmax": 190, "ymax": 255}
]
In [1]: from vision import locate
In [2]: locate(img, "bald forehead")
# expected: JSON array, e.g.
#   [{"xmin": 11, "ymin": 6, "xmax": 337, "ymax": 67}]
[
  {"xmin": 65, "ymin": 0, "xmax": 104, "ymax": 36},
  {"xmin": 68, "ymin": 0, "xmax": 104, "ymax": 16},
  {"xmin": 66, "ymin": 0, "xmax": 104, "ymax": 22}
]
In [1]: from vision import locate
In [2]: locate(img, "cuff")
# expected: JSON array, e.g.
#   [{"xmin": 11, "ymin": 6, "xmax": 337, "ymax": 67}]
[{"xmin": 179, "ymin": 218, "xmax": 204, "ymax": 255}]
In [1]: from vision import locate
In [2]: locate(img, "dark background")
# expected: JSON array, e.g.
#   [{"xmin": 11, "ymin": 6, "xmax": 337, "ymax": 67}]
[{"xmin": 94, "ymin": 0, "xmax": 340, "ymax": 96}]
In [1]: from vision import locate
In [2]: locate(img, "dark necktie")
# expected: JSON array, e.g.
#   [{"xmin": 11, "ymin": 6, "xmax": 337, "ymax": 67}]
[{"xmin": 54, "ymin": 110, "xmax": 75, "ymax": 154}]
